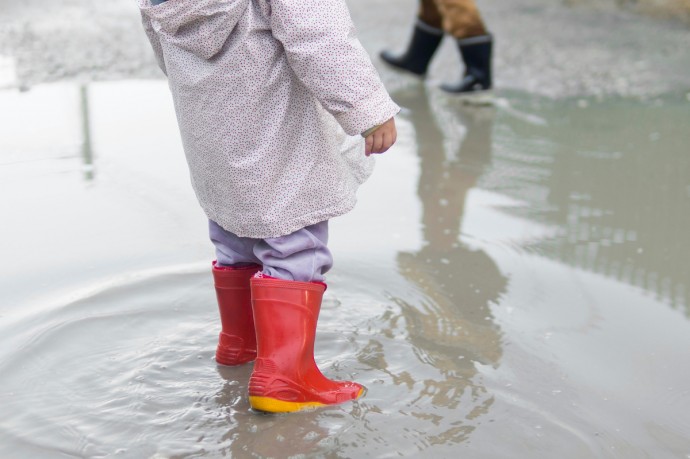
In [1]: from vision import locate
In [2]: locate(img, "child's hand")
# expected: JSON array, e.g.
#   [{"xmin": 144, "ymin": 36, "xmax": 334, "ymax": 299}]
[{"xmin": 365, "ymin": 117, "xmax": 397, "ymax": 156}]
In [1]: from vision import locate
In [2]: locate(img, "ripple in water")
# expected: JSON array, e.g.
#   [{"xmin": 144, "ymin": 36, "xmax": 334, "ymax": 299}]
[
  {"xmin": 0, "ymin": 259, "xmax": 606, "ymax": 457},
  {"xmin": 0, "ymin": 268, "xmax": 366, "ymax": 458}
]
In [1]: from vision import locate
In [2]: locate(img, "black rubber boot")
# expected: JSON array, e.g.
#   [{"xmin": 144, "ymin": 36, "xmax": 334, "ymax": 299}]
[
  {"xmin": 380, "ymin": 20, "xmax": 444, "ymax": 76},
  {"xmin": 441, "ymin": 34, "xmax": 493, "ymax": 94}
]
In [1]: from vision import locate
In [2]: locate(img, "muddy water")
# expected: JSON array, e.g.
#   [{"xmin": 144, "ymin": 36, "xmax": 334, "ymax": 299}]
[{"xmin": 1, "ymin": 80, "xmax": 690, "ymax": 458}]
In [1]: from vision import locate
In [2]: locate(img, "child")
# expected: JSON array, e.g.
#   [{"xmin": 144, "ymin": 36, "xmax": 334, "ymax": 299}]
[{"xmin": 138, "ymin": 0, "xmax": 399, "ymax": 413}]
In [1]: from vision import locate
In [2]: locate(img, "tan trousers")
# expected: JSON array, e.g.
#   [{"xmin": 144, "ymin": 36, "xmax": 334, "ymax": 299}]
[{"xmin": 418, "ymin": 0, "xmax": 488, "ymax": 38}]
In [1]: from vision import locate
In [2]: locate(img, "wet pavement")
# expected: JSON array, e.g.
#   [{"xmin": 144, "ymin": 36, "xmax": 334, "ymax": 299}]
[
  {"xmin": 2, "ymin": 0, "xmax": 690, "ymax": 96},
  {"xmin": 1, "ymin": 0, "xmax": 690, "ymax": 458}
]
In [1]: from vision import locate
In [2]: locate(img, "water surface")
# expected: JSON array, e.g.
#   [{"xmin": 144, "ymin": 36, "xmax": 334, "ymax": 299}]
[{"xmin": 1, "ymin": 81, "xmax": 689, "ymax": 458}]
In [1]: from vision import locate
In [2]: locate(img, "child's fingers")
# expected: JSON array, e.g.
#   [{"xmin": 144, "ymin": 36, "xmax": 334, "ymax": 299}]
[
  {"xmin": 377, "ymin": 133, "xmax": 387, "ymax": 154},
  {"xmin": 372, "ymin": 132, "xmax": 384, "ymax": 153},
  {"xmin": 380, "ymin": 131, "xmax": 393, "ymax": 153},
  {"xmin": 365, "ymin": 120, "xmax": 398, "ymax": 156},
  {"xmin": 387, "ymin": 130, "xmax": 397, "ymax": 152}
]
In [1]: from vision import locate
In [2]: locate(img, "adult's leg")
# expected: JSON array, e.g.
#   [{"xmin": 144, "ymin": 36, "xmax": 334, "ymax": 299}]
[
  {"xmin": 434, "ymin": 0, "xmax": 487, "ymax": 39},
  {"xmin": 419, "ymin": 0, "xmax": 444, "ymax": 30},
  {"xmin": 435, "ymin": 0, "xmax": 493, "ymax": 93},
  {"xmin": 379, "ymin": 0, "xmax": 445, "ymax": 76}
]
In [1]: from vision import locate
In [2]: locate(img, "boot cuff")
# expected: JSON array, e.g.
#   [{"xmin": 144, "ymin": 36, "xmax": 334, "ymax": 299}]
[
  {"xmin": 456, "ymin": 34, "xmax": 493, "ymax": 46},
  {"xmin": 251, "ymin": 275, "xmax": 327, "ymax": 293},
  {"xmin": 415, "ymin": 19, "xmax": 444, "ymax": 36}
]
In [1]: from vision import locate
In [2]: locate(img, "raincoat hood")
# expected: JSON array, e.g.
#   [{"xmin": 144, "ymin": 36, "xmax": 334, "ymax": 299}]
[{"xmin": 138, "ymin": 0, "xmax": 249, "ymax": 59}]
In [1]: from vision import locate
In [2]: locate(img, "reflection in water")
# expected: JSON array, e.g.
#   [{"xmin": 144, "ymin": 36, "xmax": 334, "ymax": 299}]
[
  {"xmin": 3, "ymin": 81, "xmax": 690, "ymax": 457},
  {"xmin": 204, "ymin": 368, "xmax": 333, "ymax": 459},
  {"xmin": 485, "ymin": 95, "xmax": 690, "ymax": 313},
  {"xmin": 0, "ymin": 269, "xmax": 353, "ymax": 458},
  {"xmin": 79, "ymin": 84, "xmax": 94, "ymax": 181},
  {"xmin": 386, "ymin": 85, "xmax": 507, "ymax": 444}
]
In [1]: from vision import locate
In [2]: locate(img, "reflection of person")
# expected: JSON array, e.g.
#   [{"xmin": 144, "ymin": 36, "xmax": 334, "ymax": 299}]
[
  {"xmin": 138, "ymin": 0, "xmax": 399, "ymax": 413},
  {"xmin": 392, "ymin": 86, "xmax": 505, "ymax": 438},
  {"xmin": 381, "ymin": 0, "xmax": 493, "ymax": 94},
  {"xmin": 213, "ymin": 371, "xmax": 332, "ymax": 457}
]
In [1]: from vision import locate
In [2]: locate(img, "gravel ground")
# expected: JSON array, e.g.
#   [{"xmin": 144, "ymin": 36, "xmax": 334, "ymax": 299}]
[{"xmin": 1, "ymin": 0, "xmax": 689, "ymax": 97}]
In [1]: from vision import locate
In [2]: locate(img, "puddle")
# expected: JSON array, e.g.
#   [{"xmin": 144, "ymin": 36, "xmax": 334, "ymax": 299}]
[{"xmin": 1, "ymin": 80, "xmax": 689, "ymax": 458}]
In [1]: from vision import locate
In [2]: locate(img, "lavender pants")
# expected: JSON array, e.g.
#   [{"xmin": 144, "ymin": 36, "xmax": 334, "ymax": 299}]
[{"xmin": 209, "ymin": 220, "xmax": 333, "ymax": 283}]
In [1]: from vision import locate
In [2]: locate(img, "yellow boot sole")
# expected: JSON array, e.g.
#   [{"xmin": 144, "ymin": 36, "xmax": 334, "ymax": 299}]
[{"xmin": 249, "ymin": 387, "xmax": 365, "ymax": 413}]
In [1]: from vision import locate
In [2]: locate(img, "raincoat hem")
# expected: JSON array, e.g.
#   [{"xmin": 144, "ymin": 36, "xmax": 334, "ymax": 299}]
[{"xmin": 204, "ymin": 195, "xmax": 358, "ymax": 240}]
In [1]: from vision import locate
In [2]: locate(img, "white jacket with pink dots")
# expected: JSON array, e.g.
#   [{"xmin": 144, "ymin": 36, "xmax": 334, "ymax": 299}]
[{"xmin": 138, "ymin": 0, "xmax": 400, "ymax": 238}]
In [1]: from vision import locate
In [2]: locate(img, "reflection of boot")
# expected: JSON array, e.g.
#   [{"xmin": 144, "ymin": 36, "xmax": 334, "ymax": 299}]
[
  {"xmin": 212, "ymin": 262, "xmax": 261, "ymax": 365},
  {"xmin": 380, "ymin": 20, "xmax": 444, "ymax": 76},
  {"xmin": 441, "ymin": 35, "xmax": 493, "ymax": 94},
  {"xmin": 248, "ymin": 277, "xmax": 364, "ymax": 413}
]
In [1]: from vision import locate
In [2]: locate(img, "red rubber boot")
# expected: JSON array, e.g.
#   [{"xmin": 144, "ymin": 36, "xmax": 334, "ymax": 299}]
[
  {"xmin": 248, "ymin": 277, "xmax": 365, "ymax": 413},
  {"xmin": 212, "ymin": 262, "xmax": 261, "ymax": 366}
]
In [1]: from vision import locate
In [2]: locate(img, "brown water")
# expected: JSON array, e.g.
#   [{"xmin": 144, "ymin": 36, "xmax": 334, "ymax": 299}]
[{"xmin": 1, "ymin": 80, "xmax": 690, "ymax": 458}]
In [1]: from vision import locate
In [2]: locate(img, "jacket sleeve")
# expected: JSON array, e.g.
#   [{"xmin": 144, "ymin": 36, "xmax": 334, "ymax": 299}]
[
  {"xmin": 269, "ymin": 0, "xmax": 399, "ymax": 136},
  {"xmin": 141, "ymin": 13, "xmax": 167, "ymax": 76}
]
